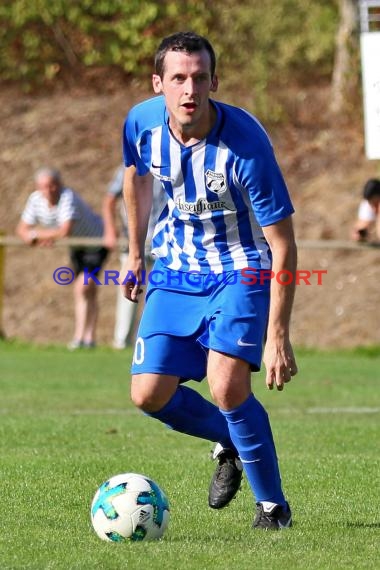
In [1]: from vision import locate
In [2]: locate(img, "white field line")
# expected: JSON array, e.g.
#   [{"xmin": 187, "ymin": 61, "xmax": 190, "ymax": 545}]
[{"xmin": 306, "ymin": 407, "xmax": 380, "ymax": 414}]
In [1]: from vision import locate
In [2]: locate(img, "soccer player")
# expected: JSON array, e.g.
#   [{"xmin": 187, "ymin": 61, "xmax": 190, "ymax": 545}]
[{"xmin": 120, "ymin": 32, "xmax": 298, "ymax": 530}]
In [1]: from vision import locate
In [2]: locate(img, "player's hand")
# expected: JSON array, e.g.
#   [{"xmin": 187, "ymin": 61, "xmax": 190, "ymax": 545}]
[
  {"xmin": 263, "ymin": 338, "xmax": 298, "ymax": 391},
  {"xmin": 120, "ymin": 257, "xmax": 145, "ymax": 303}
]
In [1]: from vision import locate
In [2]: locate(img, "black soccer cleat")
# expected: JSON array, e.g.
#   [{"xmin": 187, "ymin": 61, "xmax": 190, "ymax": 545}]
[
  {"xmin": 208, "ymin": 444, "xmax": 243, "ymax": 509},
  {"xmin": 253, "ymin": 501, "xmax": 292, "ymax": 530}
]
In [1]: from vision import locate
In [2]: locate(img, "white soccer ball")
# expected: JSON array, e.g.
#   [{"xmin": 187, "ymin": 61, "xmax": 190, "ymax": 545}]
[{"xmin": 90, "ymin": 473, "xmax": 170, "ymax": 542}]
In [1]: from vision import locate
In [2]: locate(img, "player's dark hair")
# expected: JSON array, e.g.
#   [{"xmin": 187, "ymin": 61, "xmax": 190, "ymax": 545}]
[
  {"xmin": 154, "ymin": 31, "xmax": 216, "ymax": 79},
  {"xmin": 363, "ymin": 178, "xmax": 380, "ymax": 200}
]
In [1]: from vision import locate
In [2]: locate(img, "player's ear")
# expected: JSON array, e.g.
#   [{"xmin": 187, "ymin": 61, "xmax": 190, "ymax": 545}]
[
  {"xmin": 152, "ymin": 74, "xmax": 163, "ymax": 94},
  {"xmin": 210, "ymin": 74, "xmax": 218, "ymax": 93}
]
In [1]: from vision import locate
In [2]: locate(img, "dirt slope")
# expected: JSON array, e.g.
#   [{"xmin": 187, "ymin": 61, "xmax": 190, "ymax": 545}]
[{"xmin": 1, "ymin": 84, "xmax": 379, "ymax": 348}]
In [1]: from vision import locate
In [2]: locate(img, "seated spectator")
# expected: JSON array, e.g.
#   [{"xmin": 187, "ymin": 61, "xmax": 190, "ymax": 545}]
[
  {"xmin": 16, "ymin": 167, "xmax": 109, "ymax": 349},
  {"xmin": 352, "ymin": 178, "xmax": 380, "ymax": 242}
]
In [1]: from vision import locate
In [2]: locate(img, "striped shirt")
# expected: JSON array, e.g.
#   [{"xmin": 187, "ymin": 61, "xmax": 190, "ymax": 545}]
[
  {"xmin": 123, "ymin": 95, "xmax": 294, "ymax": 273},
  {"xmin": 21, "ymin": 187, "xmax": 104, "ymax": 238}
]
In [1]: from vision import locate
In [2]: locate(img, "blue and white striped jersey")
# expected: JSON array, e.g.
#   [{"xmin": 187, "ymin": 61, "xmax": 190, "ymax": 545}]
[{"xmin": 123, "ymin": 95, "xmax": 294, "ymax": 273}]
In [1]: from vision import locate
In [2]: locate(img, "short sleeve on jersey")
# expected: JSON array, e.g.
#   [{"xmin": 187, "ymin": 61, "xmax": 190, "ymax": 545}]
[
  {"xmin": 236, "ymin": 148, "xmax": 294, "ymax": 227},
  {"xmin": 123, "ymin": 111, "xmax": 150, "ymax": 175}
]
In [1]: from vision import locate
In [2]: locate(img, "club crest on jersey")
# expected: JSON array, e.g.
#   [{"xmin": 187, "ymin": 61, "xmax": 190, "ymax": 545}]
[{"xmin": 205, "ymin": 169, "xmax": 227, "ymax": 194}]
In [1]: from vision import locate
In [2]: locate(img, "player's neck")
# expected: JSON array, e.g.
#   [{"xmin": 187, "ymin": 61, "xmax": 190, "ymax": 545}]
[{"xmin": 169, "ymin": 103, "xmax": 217, "ymax": 147}]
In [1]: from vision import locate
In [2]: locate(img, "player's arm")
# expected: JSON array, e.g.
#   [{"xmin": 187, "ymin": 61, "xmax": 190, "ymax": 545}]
[
  {"xmin": 261, "ymin": 216, "xmax": 298, "ymax": 391},
  {"xmin": 121, "ymin": 165, "xmax": 153, "ymax": 302},
  {"xmin": 102, "ymin": 193, "xmax": 119, "ymax": 250}
]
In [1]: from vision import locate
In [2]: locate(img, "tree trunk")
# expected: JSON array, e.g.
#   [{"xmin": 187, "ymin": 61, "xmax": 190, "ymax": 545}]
[{"xmin": 330, "ymin": 0, "xmax": 358, "ymax": 115}]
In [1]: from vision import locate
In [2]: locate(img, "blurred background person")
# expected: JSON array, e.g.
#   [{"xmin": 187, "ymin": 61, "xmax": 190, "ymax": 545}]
[
  {"xmin": 16, "ymin": 167, "xmax": 108, "ymax": 349},
  {"xmin": 352, "ymin": 178, "xmax": 380, "ymax": 242},
  {"xmin": 103, "ymin": 165, "xmax": 166, "ymax": 349}
]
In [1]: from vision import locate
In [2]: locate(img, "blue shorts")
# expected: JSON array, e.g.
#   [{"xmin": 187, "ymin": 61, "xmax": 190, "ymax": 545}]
[{"xmin": 131, "ymin": 260, "xmax": 270, "ymax": 381}]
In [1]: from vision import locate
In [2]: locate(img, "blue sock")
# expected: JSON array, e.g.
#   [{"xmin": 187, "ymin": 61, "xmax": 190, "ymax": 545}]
[
  {"xmin": 220, "ymin": 393, "xmax": 286, "ymax": 505},
  {"xmin": 146, "ymin": 385, "xmax": 234, "ymax": 450}
]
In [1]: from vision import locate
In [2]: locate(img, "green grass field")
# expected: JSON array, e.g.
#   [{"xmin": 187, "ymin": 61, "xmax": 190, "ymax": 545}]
[{"xmin": 1, "ymin": 340, "xmax": 379, "ymax": 570}]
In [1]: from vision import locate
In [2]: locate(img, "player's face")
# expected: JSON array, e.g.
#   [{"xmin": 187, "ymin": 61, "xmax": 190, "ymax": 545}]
[{"xmin": 152, "ymin": 49, "xmax": 218, "ymax": 141}]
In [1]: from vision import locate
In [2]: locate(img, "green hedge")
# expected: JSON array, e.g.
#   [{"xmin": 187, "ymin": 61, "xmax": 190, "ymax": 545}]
[
  {"xmin": 0, "ymin": 0, "xmax": 211, "ymax": 83},
  {"xmin": 0, "ymin": 0, "xmax": 339, "ymax": 114}
]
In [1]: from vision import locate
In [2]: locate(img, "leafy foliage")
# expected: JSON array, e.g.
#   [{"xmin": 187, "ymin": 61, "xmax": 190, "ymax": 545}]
[
  {"xmin": 211, "ymin": 0, "xmax": 339, "ymax": 116},
  {"xmin": 0, "ymin": 0, "xmax": 211, "ymax": 84},
  {"xmin": 0, "ymin": 0, "xmax": 340, "ymax": 115}
]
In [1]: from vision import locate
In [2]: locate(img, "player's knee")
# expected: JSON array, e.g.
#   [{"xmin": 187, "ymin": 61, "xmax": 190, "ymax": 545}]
[
  {"xmin": 209, "ymin": 382, "xmax": 250, "ymax": 411},
  {"xmin": 130, "ymin": 377, "xmax": 165, "ymax": 412},
  {"xmin": 130, "ymin": 384, "xmax": 153, "ymax": 411}
]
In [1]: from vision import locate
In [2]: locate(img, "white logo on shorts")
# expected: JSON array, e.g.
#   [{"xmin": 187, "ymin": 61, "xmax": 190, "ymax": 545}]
[
  {"xmin": 133, "ymin": 337, "xmax": 145, "ymax": 365},
  {"xmin": 237, "ymin": 338, "xmax": 257, "ymax": 347}
]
